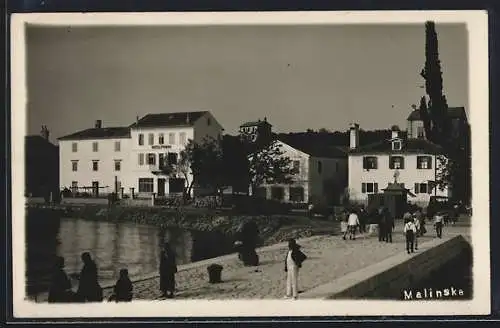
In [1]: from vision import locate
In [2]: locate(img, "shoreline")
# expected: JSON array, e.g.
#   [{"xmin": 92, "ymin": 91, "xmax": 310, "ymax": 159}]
[{"xmin": 26, "ymin": 203, "xmax": 341, "ymax": 247}]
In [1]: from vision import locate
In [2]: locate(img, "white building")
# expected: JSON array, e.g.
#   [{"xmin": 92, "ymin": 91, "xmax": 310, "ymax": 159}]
[
  {"xmin": 127, "ymin": 111, "xmax": 223, "ymax": 198},
  {"xmin": 253, "ymin": 139, "xmax": 348, "ymax": 206},
  {"xmin": 58, "ymin": 111, "xmax": 223, "ymax": 198},
  {"xmin": 347, "ymin": 122, "xmax": 449, "ymax": 207}
]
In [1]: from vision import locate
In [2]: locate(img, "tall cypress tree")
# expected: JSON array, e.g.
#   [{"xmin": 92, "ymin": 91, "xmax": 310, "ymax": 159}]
[{"xmin": 420, "ymin": 21, "xmax": 450, "ymax": 147}]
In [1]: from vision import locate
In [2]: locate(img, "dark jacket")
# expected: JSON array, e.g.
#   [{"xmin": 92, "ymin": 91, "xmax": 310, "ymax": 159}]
[
  {"xmin": 48, "ymin": 268, "xmax": 72, "ymax": 303},
  {"xmin": 160, "ymin": 250, "xmax": 177, "ymax": 292},
  {"xmin": 113, "ymin": 277, "xmax": 133, "ymax": 302},
  {"xmin": 284, "ymin": 248, "xmax": 307, "ymax": 272},
  {"xmin": 77, "ymin": 260, "xmax": 103, "ymax": 302}
]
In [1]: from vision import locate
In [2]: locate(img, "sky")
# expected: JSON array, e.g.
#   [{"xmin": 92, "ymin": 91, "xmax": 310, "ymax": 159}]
[{"xmin": 25, "ymin": 23, "xmax": 468, "ymax": 143}]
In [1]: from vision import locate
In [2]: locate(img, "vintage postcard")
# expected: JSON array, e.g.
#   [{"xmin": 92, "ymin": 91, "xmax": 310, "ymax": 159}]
[{"xmin": 11, "ymin": 10, "xmax": 490, "ymax": 318}]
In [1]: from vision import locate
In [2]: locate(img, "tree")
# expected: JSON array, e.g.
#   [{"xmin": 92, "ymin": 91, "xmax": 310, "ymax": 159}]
[
  {"xmin": 247, "ymin": 139, "xmax": 294, "ymax": 194},
  {"xmin": 419, "ymin": 21, "xmax": 471, "ymax": 203},
  {"xmin": 159, "ymin": 137, "xmax": 225, "ymax": 199},
  {"xmin": 419, "ymin": 21, "xmax": 450, "ymax": 147}
]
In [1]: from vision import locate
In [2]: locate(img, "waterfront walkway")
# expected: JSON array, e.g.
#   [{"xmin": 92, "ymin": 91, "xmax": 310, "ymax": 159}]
[{"xmin": 101, "ymin": 221, "xmax": 470, "ymax": 300}]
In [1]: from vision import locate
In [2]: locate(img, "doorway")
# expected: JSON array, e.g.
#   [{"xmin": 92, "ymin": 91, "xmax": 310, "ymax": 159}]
[
  {"xmin": 157, "ymin": 178, "xmax": 166, "ymax": 197},
  {"xmin": 92, "ymin": 181, "xmax": 99, "ymax": 198}
]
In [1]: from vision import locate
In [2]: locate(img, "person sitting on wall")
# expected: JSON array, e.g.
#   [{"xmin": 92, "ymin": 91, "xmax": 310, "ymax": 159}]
[
  {"xmin": 48, "ymin": 256, "xmax": 76, "ymax": 303},
  {"xmin": 109, "ymin": 268, "xmax": 133, "ymax": 302}
]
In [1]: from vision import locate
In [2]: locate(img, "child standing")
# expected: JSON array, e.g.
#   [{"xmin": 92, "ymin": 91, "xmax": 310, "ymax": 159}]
[
  {"xmin": 284, "ymin": 239, "xmax": 307, "ymax": 300},
  {"xmin": 403, "ymin": 218, "xmax": 417, "ymax": 254}
]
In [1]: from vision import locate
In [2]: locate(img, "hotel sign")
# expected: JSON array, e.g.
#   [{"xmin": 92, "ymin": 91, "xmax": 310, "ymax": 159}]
[{"xmin": 152, "ymin": 145, "xmax": 172, "ymax": 150}]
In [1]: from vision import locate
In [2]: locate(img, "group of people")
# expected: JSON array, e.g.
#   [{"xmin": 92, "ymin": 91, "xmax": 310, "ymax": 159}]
[
  {"xmin": 341, "ymin": 205, "xmax": 449, "ymax": 255},
  {"xmin": 47, "ymin": 242, "xmax": 178, "ymax": 303}
]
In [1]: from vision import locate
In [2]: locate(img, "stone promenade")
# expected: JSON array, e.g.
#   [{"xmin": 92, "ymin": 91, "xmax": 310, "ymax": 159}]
[{"xmin": 102, "ymin": 221, "xmax": 470, "ymax": 300}]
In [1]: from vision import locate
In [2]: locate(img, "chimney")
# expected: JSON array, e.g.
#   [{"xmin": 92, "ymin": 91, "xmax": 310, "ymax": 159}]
[
  {"xmin": 349, "ymin": 123, "xmax": 359, "ymax": 149},
  {"xmin": 95, "ymin": 120, "xmax": 102, "ymax": 129},
  {"xmin": 40, "ymin": 125, "xmax": 49, "ymax": 140},
  {"xmin": 391, "ymin": 125, "xmax": 400, "ymax": 139}
]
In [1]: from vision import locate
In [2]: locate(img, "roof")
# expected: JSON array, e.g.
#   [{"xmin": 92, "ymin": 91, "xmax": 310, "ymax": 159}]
[
  {"xmin": 58, "ymin": 127, "xmax": 131, "ymax": 141},
  {"xmin": 407, "ymin": 107, "xmax": 467, "ymax": 121},
  {"xmin": 349, "ymin": 137, "xmax": 443, "ymax": 155},
  {"xmin": 278, "ymin": 137, "xmax": 347, "ymax": 159},
  {"xmin": 240, "ymin": 120, "xmax": 272, "ymax": 128},
  {"xmin": 25, "ymin": 135, "xmax": 58, "ymax": 149},
  {"xmin": 130, "ymin": 111, "xmax": 208, "ymax": 128}
]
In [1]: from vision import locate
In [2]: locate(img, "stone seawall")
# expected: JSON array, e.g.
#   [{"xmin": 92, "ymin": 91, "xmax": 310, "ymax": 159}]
[{"xmin": 301, "ymin": 234, "xmax": 472, "ymax": 299}]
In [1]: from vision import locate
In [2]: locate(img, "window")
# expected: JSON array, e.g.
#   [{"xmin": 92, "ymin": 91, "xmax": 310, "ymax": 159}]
[
  {"xmin": 415, "ymin": 183, "xmax": 430, "ymax": 194},
  {"xmin": 72, "ymin": 142, "xmax": 78, "ymax": 152},
  {"xmin": 159, "ymin": 133, "xmax": 164, "ymax": 145},
  {"xmin": 179, "ymin": 132, "xmax": 187, "ymax": 145},
  {"xmin": 167, "ymin": 153, "xmax": 178, "ymax": 165},
  {"xmin": 138, "ymin": 153, "xmax": 144, "ymax": 166},
  {"xmin": 147, "ymin": 153, "xmax": 156, "ymax": 165},
  {"xmin": 115, "ymin": 141, "xmax": 121, "ymax": 152},
  {"xmin": 392, "ymin": 141, "xmax": 402, "ymax": 151},
  {"xmin": 362, "ymin": 156, "xmax": 378, "ymax": 170},
  {"xmin": 71, "ymin": 161, "xmax": 78, "ymax": 172},
  {"xmin": 361, "ymin": 182, "xmax": 379, "ymax": 194},
  {"xmin": 92, "ymin": 160, "xmax": 99, "ymax": 171},
  {"xmin": 292, "ymin": 160, "xmax": 300, "ymax": 174},
  {"xmin": 92, "ymin": 142, "xmax": 98, "ymax": 152},
  {"xmin": 318, "ymin": 161, "xmax": 322, "ymax": 174},
  {"xmin": 417, "ymin": 126, "xmax": 425, "ymax": 138},
  {"xmin": 289, "ymin": 187, "xmax": 305, "ymax": 202},
  {"xmin": 138, "ymin": 178, "xmax": 154, "ymax": 193},
  {"xmin": 148, "ymin": 133, "xmax": 154, "ymax": 145},
  {"xmin": 389, "ymin": 156, "xmax": 405, "ymax": 169},
  {"xmin": 417, "ymin": 156, "xmax": 433, "ymax": 169},
  {"xmin": 71, "ymin": 181, "xmax": 78, "ymax": 193},
  {"xmin": 114, "ymin": 160, "xmax": 121, "ymax": 171},
  {"xmin": 271, "ymin": 186, "xmax": 285, "ymax": 200},
  {"xmin": 159, "ymin": 153, "xmax": 166, "ymax": 169},
  {"xmin": 169, "ymin": 132, "xmax": 175, "ymax": 144},
  {"xmin": 138, "ymin": 134, "xmax": 144, "ymax": 145}
]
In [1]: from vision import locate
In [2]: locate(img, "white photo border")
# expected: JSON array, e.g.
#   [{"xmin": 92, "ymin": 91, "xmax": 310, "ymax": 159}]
[{"xmin": 11, "ymin": 10, "xmax": 490, "ymax": 318}]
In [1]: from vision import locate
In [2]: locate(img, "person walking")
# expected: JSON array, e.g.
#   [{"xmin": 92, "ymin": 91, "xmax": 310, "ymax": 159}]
[
  {"xmin": 434, "ymin": 212, "xmax": 444, "ymax": 238},
  {"xmin": 413, "ymin": 213, "xmax": 421, "ymax": 251},
  {"xmin": 76, "ymin": 252, "xmax": 103, "ymax": 302},
  {"xmin": 378, "ymin": 206, "xmax": 386, "ymax": 242},
  {"xmin": 384, "ymin": 208, "xmax": 394, "ymax": 243},
  {"xmin": 284, "ymin": 239, "xmax": 307, "ymax": 300},
  {"xmin": 403, "ymin": 218, "xmax": 417, "ymax": 254},
  {"xmin": 159, "ymin": 242, "xmax": 178, "ymax": 298},
  {"xmin": 48, "ymin": 256, "xmax": 75, "ymax": 303},
  {"xmin": 345, "ymin": 209, "xmax": 360, "ymax": 240}
]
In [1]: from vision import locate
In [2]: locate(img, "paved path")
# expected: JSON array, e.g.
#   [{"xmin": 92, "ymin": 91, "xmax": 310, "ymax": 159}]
[{"xmin": 101, "ymin": 222, "xmax": 470, "ymax": 300}]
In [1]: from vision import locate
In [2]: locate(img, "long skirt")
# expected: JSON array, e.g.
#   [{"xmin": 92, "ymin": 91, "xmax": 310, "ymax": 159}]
[{"xmin": 160, "ymin": 272, "xmax": 176, "ymax": 293}]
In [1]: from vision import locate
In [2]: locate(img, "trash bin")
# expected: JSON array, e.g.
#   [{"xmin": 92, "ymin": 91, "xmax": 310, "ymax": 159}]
[{"xmin": 207, "ymin": 264, "xmax": 223, "ymax": 283}]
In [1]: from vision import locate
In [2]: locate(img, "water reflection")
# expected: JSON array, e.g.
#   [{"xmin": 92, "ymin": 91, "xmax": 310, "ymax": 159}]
[{"xmin": 26, "ymin": 214, "xmax": 234, "ymax": 297}]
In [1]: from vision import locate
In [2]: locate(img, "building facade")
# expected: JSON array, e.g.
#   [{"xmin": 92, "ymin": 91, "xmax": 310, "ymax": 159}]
[
  {"xmin": 58, "ymin": 120, "xmax": 131, "ymax": 197},
  {"xmin": 253, "ymin": 139, "xmax": 348, "ymax": 206},
  {"xmin": 127, "ymin": 111, "xmax": 223, "ymax": 198},
  {"xmin": 348, "ymin": 122, "xmax": 449, "ymax": 207},
  {"xmin": 58, "ymin": 111, "xmax": 223, "ymax": 198}
]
